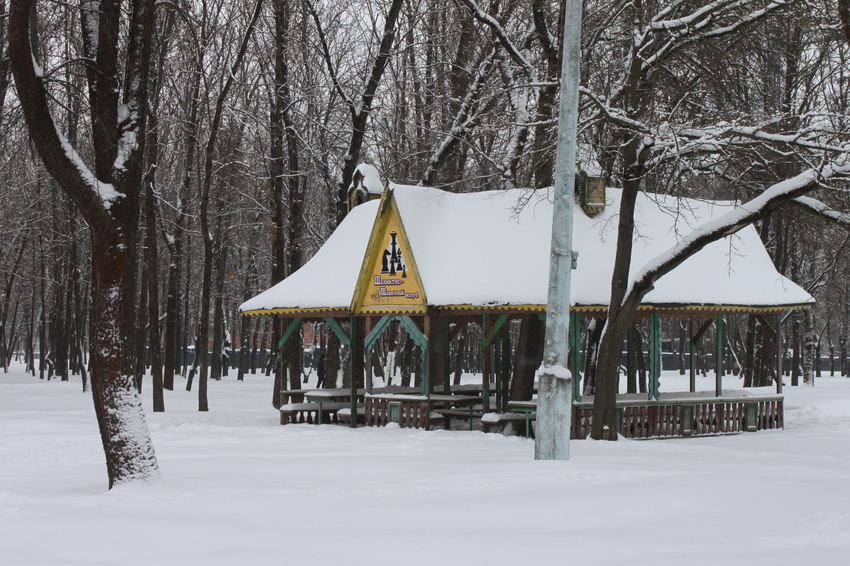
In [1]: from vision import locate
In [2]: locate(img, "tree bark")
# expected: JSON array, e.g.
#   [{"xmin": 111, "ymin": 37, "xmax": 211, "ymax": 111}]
[
  {"xmin": 10, "ymin": 0, "xmax": 159, "ymax": 487},
  {"xmin": 510, "ymin": 314, "xmax": 544, "ymax": 401}
]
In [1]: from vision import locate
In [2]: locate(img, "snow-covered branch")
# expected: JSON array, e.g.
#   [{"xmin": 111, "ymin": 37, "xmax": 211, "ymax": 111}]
[
  {"xmin": 458, "ymin": 0, "xmax": 537, "ymax": 79},
  {"xmin": 303, "ymin": 0, "xmax": 356, "ymax": 115},
  {"xmin": 624, "ymin": 165, "xmax": 848, "ymax": 309},
  {"xmin": 790, "ymin": 196, "xmax": 850, "ymax": 228},
  {"xmin": 420, "ymin": 51, "xmax": 497, "ymax": 186}
]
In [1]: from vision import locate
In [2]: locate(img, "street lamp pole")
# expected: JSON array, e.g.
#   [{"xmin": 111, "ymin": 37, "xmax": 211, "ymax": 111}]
[{"xmin": 535, "ymin": 0, "xmax": 584, "ymax": 460}]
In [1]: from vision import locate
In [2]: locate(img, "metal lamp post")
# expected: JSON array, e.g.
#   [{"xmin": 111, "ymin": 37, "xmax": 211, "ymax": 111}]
[{"xmin": 535, "ymin": 0, "xmax": 584, "ymax": 460}]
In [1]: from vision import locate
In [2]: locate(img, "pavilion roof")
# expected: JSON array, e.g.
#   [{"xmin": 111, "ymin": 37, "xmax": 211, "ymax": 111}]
[{"xmin": 240, "ymin": 184, "xmax": 813, "ymax": 316}]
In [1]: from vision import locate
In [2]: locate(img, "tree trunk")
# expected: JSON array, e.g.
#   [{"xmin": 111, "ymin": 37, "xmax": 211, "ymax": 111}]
[
  {"xmin": 592, "ymin": 165, "xmax": 643, "ymax": 440},
  {"xmin": 803, "ymin": 308, "xmax": 815, "ymax": 384},
  {"xmin": 144, "ymin": 119, "xmax": 164, "ymax": 412},
  {"xmin": 510, "ymin": 314, "xmax": 544, "ymax": 402},
  {"xmin": 10, "ymin": 0, "xmax": 160, "ymax": 488},
  {"xmin": 326, "ymin": 331, "xmax": 341, "ymax": 389},
  {"xmin": 582, "ymin": 319, "xmax": 604, "ymax": 396},
  {"xmin": 791, "ymin": 314, "xmax": 800, "ymax": 386},
  {"xmin": 453, "ymin": 326, "xmax": 467, "ymax": 386}
]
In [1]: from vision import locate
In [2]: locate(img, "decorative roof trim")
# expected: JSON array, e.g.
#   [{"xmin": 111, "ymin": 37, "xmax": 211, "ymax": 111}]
[{"xmin": 241, "ymin": 307, "xmax": 349, "ymax": 317}]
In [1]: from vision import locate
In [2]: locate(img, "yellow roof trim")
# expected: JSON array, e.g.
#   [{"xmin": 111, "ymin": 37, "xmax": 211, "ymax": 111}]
[
  {"xmin": 357, "ymin": 305, "xmax": 429, "ymax": 315},
  {"xmin": 438, "ymin": 303, "xmax": 546, "ymax": 312},
  {"xmin": 245, "ymin": 302, "xmax": 809, "ymax": 318},
  {"xmin": 241, "ymin": 307, "xmax": 348, "ymax": 316},
  {"xmin": 571, "ymin": 303, "xmax": 811, "ymax": 314}
]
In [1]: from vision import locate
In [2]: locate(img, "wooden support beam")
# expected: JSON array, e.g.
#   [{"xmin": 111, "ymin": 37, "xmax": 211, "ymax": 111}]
[
  {"xmin": 448, "ymin": 316, "xmax": 474, "ymax": 342},
  {"xmin": 688, "ymin": 319, "xmax": 696, "ymax": 393},
  {"xmin": 499, "ymin": 322, "xmax": 511, "ymax": 412},
  {"xmin": 754, "ymin": 314, "xmax": 776, "ymax": 338},
  {"xmin": 715, "ymin": 314, "xmax": 724, "ymax": 397},
  {"xmin": 776, "ymin": 313, "xmax": 784, "ymax": 394},
  {"xmin": 278, "ymin": 317, "xmax": 303, "ymax": 349},
  {"xmin": 691, "ymin": 319, "xmax": 714, "ymax": 344},
  {"xmin": 648, "ymin": 313, "xmax": 661, "ymax": 400},
  {"xmin": 482, "ymin": 314, "xmax": 491, "ymax": 412},
  {"xmin": 365, "ymin": 316, "xmax": 374, "ymax": 392},
  {"xmin": 364, "ymin": 315, "xmax": 393, "ymax": 352},
  {"xmin": 398, "ymin": 316, "xmax": 427, "ymax": 349},
  {"xmin": 570, "ymin": 312, "xmax": 582, "ymax": 402},
  {"xmin": 627, "ymin": 327, "xmax": 637, "ymax": 394},
  {"xmin": 483, "ymin": 314, "xmax": 510, "ymax": 348},
  {"xmin": 349, "ymin": 316, "xmax": 362, "ymax": 428},
  {"xmin": 323, "ymin": 317, "xmax": 351, "ymax": 349},
  {"xmin": 442, "ymin": 318, "xmax": 451, "ymax": 395}
]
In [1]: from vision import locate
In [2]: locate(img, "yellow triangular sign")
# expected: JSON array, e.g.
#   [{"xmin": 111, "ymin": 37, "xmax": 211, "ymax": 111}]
[{"xmin": 350, "ymin": 189, "xmax": 427, "ymax": 315}]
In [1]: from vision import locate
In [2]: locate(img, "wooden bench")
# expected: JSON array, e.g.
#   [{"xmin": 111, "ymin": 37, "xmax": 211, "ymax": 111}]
[
  {"xmin": 337, "ymin": 407, "xmax": 366, "ymax": 425},
  {"xmin": 434, "ymin": 408, "xmax": 484, "ymax": 431},
  {"xmin": 279, "ymin": 402, "xmax": 352, "ymax": 425},
  {"xmin": 279, "ymin": 388, "xmax": 316, "ymax": 406},
  {"xmin": 482, "ymin": 412, "xmax": 536, "ymax": 438}
]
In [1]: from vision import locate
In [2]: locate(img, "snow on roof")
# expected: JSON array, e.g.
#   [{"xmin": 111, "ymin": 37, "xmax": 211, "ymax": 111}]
[
  {"xmin": 240, "ymin": 200, "xmax": 377, "ymax": 313},
  {"xmin": 241, "ymin": 184, "xmax": 813, "ymax": 314},
  {"xmin": 351, "ymin": 163, "xmax": 384, "ymax": 196}
]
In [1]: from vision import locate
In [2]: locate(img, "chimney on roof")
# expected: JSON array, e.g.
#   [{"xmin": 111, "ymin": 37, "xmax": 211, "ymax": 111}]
[
  {"xmin": 347, "ymin": 164, "xmax": 385, "ymax": 213},
  {"xmin": 574, "ymin": 166, "xmax": 606, "ymax": 217}
]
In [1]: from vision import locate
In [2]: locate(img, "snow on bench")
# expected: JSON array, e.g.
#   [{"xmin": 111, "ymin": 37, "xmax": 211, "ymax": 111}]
[
  {"xmin": 279, "ymin": 402, "xmax": 352, "ymax": 425},
  {"xmin": 482, "ymin": 412, "xmax": 536, "ymax": 437}
]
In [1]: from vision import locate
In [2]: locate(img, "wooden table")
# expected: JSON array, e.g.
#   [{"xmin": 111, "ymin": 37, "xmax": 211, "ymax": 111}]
[
  {"xmin": 304, "ymin": 388, "xmax": 366, "ymax": 424},
  {"xmin": 279, "ymin": 388, "xmax": 317, "ymax": 405},
  {"xmin": 364, "ymin": 393, "xmax": 482, "ymax": 429}
]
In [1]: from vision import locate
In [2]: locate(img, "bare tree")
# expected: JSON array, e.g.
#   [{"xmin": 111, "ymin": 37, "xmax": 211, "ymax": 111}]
[{"xmin": 9, "ymin": 0, "xmax": 159, "ymax": 486}]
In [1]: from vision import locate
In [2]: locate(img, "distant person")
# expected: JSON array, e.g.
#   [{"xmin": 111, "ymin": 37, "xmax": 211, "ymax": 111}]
[{"xmin": 316, "ymin": 352, "xmax": 326, "ymax": 389}]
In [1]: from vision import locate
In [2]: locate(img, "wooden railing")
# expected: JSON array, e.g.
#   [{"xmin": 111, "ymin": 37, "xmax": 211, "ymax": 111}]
[
  {"xmin": 365, "ymin": 396, "xmax": 432, "ymax": 429},
  {"xmin": 572, "ymin": 397, "xmax": 783, "ymax": 439}
]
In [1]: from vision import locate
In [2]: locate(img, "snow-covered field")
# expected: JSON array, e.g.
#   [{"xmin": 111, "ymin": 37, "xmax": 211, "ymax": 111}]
[{"xmin": 2, "ymin": 363, "xmax": 850, "ymax": 566}]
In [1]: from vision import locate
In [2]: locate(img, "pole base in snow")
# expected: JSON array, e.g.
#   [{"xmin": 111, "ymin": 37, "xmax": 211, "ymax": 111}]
[{"xmin": 534, "ymin": 373, "xmax": 572, "ymax": 460}]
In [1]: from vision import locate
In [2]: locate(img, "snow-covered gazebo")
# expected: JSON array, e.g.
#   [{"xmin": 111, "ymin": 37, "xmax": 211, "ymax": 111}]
[{"xmin": 241, "ymin": 167, "xmax": 812, "ymax": 436}]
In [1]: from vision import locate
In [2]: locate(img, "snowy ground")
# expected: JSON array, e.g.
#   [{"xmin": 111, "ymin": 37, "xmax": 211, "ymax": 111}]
[{"xmin": 2, "ymin": 363, "xmax": 850, "ymax": 565}]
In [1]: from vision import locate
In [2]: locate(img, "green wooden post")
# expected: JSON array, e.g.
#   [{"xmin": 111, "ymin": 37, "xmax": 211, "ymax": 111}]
[
  {"xmin": 715, "ymin": 314, "xmax": 724, "ymax": 397},
  {"xmin": 349, "ymin": 316, "xmax": 360, "ymax": 428},
  {"xmin": 495, "ymin": 332, "xmax": 503, "ymax": 411},
  {"xmin": 365, "ymin": 317, "xmax": 373, "ymax": 393},
  {"xmin": 689, "ymin": 319, "xmax": 696, "ymax": 393},
  {"xmin": 649, "ymin": 313, "xmax": 661, "ymax": 400},
  {"xmin": 423, "ymin": 317, "xmax": 431, "ymax": 396},
  {"xmin": 616, "ymin": 407, "xmax": 624, "ymax": 436},
  {"xmin": 501, "ymin": 323, "xmax": 511, "ymax": 411},
  {"xmin": 481, "ymin": 314, "xmax": 508, "ymax": 413},
  {"xmin": 443, "ymin": 318, "xmax": 451, "ymax": 396},
  {"xmin": 626, "ymin": 328, "xmax": 637, "ymax": 393},
  {"xmin": 570, "ymin": 312, "xmax": 582, "ymax": 402},
  {"xmin": 482, "ymin": 314, "xmax": 490, "ymax": 412},
  {"xmin": 746, "ymin": 402, "xmax": 758, "ymax": 432},
  {"xmin": 776, "ymin": 313, "xmax": 783, "ymax": 394},
  {"xmin": 683, "ymin": 405, "xmax": 694, "ymax": 436}
]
